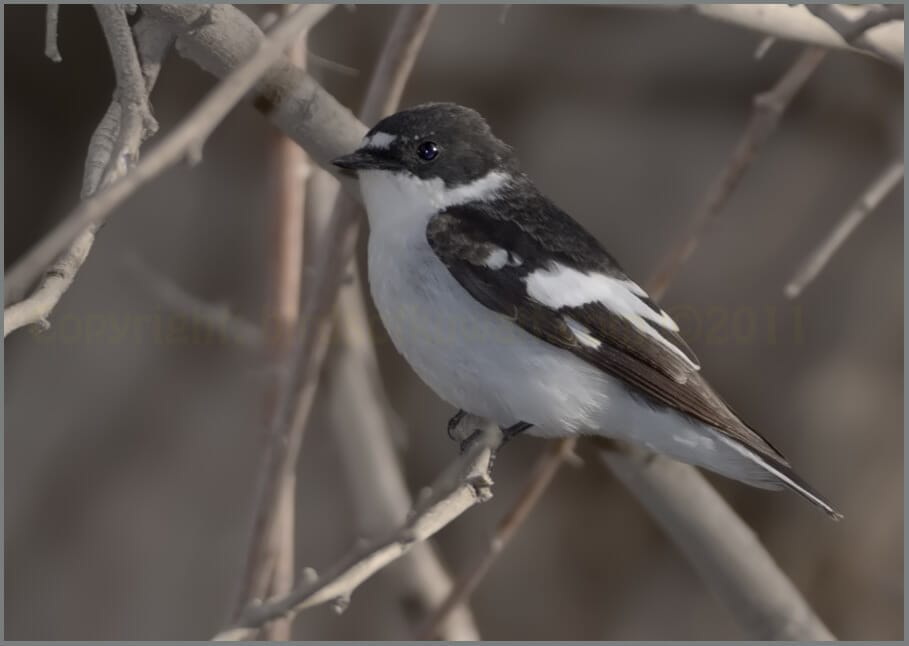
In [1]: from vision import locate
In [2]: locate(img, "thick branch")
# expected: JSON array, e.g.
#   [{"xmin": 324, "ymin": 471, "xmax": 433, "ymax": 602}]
[
  {"xmin": 806, "ymin": 4, "xmax": 904, "ymax": 66},
  {"xmin": 785, "ymin": 158, "xmax": 904, "ymax": 299},
  {"xmin": 692, "ymin": 4, "xmax": 903, "ymax": 66},
  {"xmin": 598, "ymin": 442, "xmax": 834, "ymax": 640}
]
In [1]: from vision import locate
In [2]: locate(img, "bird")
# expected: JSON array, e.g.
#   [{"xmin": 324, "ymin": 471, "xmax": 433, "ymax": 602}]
[{"xmin": 332, "ymin": 102, "xmax": 841, "ymax": 520}]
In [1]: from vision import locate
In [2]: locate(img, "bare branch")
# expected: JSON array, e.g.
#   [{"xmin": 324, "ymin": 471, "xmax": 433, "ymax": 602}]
[
  {"xmin": 3, "ymin": 4, "xmax": 335, "ymax": 307},
  {"xmin": 44, "ymin": 4, "xmax": 62, "ymax": 62},
  {"xmin": 598, "ymin": 441, "xmax": 834, "ymax": 640},
  {"xmin": 646, "ymin": 46, "xmax": 827, "ymax": 301},
  {"xmin": 692, "ymin": 4, "xmax": 903, "ymax": 66},
  {"xmin": 121, "ymin": 253, "xmax": 262, "ymax": 348},
  {"xmin": 418, "ymin": 438, "xmax": 574, "ymax": 639},
  {"xmin": 255, "ymin": 13, "xmax": 311, "ymax": 641},
  {"xmin": 4, "ymin": 15, "xmax": 172, "ymax": 338},
  {"xmin": 230, "ymin": 5, "xmax": 438, "ymax": 633},
  {"xmin": 330, "ymin": 264, "xmax": 480, "ymax": 639},
  {"xmin": 94, "ymin": 5, "xmax": 159, "ymax": 183},
  {"xmin": 785, "ymin": 157, "xmax": 903, "ymax": 299},
  {"xmin": 806, "ymin": 4, "xmax": 904, "ymax": 66},
  {"xmin": 142, "ymin": 4, "xmax": 365, "ymax": 192},
  {"xmin": 213, "ymin": 431, "xmax": 500, "ymax": 641}
]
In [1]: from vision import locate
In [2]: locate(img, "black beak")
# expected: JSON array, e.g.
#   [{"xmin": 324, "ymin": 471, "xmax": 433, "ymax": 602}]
[{"xmin": 332, "ymin": 149, "xmax": 395, "ymax": 171}]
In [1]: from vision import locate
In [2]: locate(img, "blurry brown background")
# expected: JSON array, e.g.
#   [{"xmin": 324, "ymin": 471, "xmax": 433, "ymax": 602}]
[{"xmin": 5, "ymin": 4, "xmax": 903, "ymax": 640}]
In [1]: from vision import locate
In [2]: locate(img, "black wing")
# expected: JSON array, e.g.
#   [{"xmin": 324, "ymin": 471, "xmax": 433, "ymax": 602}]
[{"xmin": 426, "ymin": 197, "xmax": 784, "ymax": 462}]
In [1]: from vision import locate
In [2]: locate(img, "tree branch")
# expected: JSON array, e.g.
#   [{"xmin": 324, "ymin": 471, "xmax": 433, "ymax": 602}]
[
  {"xmin": 121, "ymin": 253, "xmax": 262, "ymax": 349},
  {"xmin": 330, "ymin": 264, "xmax": 480, "ymax": 639},
  {"xmin": 597, "ymin": 441, "xmax": 834, "ymax": 640},
  {"xmin": 229, "ymin": 5, "xmax": 439, "ymax": 635},
  {"xmin": 4, "ymin": 13, "xmax": 172, "ymax": 338},
  {"xmin": 785, "ymin": 157, "xmax": 904, "ymax": 299},
  {"xmin": 251, "ymin": 9, "xmax": 312, "ymax": 640},
  {"xmin": 418, "ymin": 438, "xmax": 575, "ymax": 639},
  {"xmin": 213, "ymin": 430, "xmax": 500, "ymax": 641},
  {"xmin": 806, "ymin": 4, "xmax": 904, "ymax": 66},
  {"xmin": 94, "ymin": 5, "xmax": 159, "ymax": 182},
  {"xmin": 646, "ymin": 45, "xmax": 828, "ymax": 301},
  {"xmin": 3, "ymin": 3, "xmax": 335, "ymax": 307},
  {"xmin": 692, "ymin": 4, "xmax": 903, "ymax": 66},
  {"xmin": 44, "ymin": 4, "xmax": 62, "ymax": 63}
]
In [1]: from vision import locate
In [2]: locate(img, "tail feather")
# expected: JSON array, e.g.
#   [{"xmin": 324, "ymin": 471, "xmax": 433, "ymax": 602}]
[{"xmin": 717, "ymin": 435, "xmax": 843, "ymax": 521}]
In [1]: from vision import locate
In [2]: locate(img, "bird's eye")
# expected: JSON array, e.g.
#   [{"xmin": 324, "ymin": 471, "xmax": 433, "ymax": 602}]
[{"xmin": 416, "ymin": 141, "xmax": 439, "ymax": 161}]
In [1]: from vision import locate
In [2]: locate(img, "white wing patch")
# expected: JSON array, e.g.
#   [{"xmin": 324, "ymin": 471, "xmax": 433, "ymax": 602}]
[
  {"xmin": 524, "ymin": 262, "xmax": 696, "ymax": 369},
  {"xmin": 564, "ymin": 317, "xmax": 602, "ymax": 349},
  {"xmin": 482, "ymin": 247, "xmax": 522, "ymax": 270},
  {"xmin": 362, "ymin": 131, "xmax": 397, "ymax": 150},
  {"xmin": 483, "ymin": 248, "xmax": 509, "ymax": 270}
]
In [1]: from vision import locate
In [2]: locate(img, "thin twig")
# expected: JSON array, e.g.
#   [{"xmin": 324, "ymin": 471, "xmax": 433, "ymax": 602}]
[
  {"xmin": 785, "ymin": 158, "xmax": 903, "ymax": 299},
  {"xmin": 230, "ymin": 5, "xmax": 438, "ymax": 630},
  {"xmin": 646, "ymin": 46, "xmax": 828, "ymax": 301},
  {"xmin": 214, "ymin": 430, "xmax": 500, "ymax": 641},
  {"xmin": 4, "ymin": 15, "xmax": 172, "ymax": 338},
  {"xmin": 597, "ymin": 441, "xmax": 834, "ymax": 640},
  {"xmin": 331, "ymin": 263, "xmax": 480, "ymax": 639},
  {"xmin": 121, "ymin": 253, "xmax": 263, "ymax": 349},
  {"xmin": 44, "ymin": 4, "xmax": 62, "ymax": 62},
  {"xmin": 3, "ymin": 4, "xmax": 333, "ymax": 307},
  {"xmin": 418, "ymin": 439, "xmax": 574, "ymax": 639}
]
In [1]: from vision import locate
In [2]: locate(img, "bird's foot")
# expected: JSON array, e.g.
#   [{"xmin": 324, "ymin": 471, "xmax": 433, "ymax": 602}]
[{"xmin": 447, "ymin": 409, "xmax": 467, "ymax": 442}]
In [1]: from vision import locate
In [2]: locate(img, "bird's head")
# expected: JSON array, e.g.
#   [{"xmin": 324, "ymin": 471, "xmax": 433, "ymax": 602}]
[{"xmin": 332, "ymin": 103, "xmax": 517, "ymax": 200}]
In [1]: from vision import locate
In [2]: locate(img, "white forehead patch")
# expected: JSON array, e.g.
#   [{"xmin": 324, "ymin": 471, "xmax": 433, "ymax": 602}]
[{"xmin": 362, "ymin": 131, "xmax": 397, "ymax": 150}]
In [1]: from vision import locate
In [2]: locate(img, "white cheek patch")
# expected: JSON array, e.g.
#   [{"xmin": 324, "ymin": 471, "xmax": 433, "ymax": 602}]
[
  {"xmin": 525, "ymin": 263, "xmax": 694, "ymax": 367},
  {"xmin": 362, "ymin": 131, "xmax": 397, "ymax": 150},
  {"xmin": 564, "ymin": 316, "xmax": 602, "ymax": 349}
]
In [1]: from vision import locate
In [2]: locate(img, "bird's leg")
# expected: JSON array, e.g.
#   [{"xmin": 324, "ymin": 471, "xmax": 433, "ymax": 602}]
[
  {"xmin": 458, "ymin": 420, "xmax": 533, "ymax": 454},
  {"xmin": 501, "ymin": 421, "xmax": 533, "ymax": 444},
  {"xmin": 447, "ymin": 409, "xmax": 467, "ymax": 442}
]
